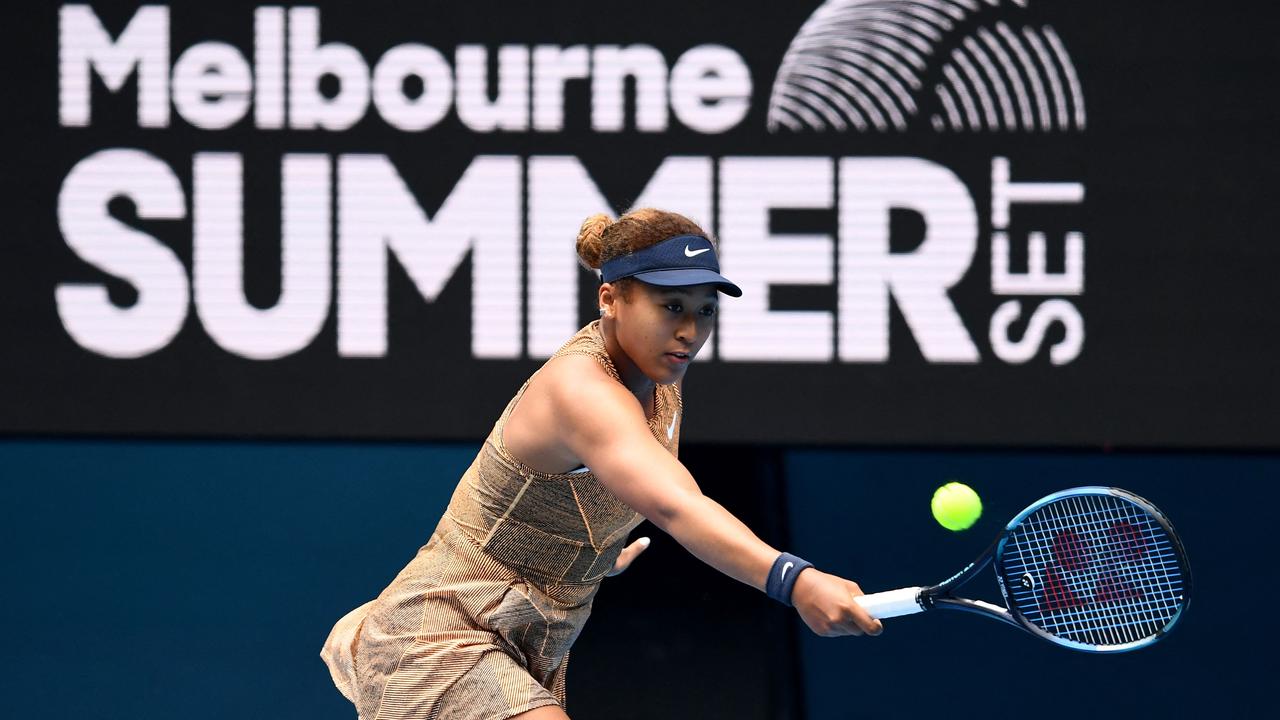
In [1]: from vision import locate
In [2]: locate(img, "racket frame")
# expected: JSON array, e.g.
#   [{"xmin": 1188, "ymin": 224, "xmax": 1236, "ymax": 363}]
[
  {"xmin": 989, "ymin": 486, "xmax": 1192, "ymax": 653},
  {"xmin": 856, "ymin": 486, "xmax": 1191, "ymax": 653},
  {"xmin": 918, "ymin": 547, "xmax": 1019, "ymax": 628}
]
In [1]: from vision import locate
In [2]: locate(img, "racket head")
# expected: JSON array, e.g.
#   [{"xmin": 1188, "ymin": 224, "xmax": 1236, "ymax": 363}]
[{"xmin": 994, "ymin": 487, "xmax": 1191, "ymax": 653}]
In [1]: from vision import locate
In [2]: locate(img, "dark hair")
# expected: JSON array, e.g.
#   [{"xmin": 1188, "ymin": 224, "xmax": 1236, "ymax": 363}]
[
  {"xmin": 575, "ymin": 208, "xmax": 714, "ymax": 269},
  {"xmin": 576, "ymin": 208, "xmax": 713, "ymax": 298}
]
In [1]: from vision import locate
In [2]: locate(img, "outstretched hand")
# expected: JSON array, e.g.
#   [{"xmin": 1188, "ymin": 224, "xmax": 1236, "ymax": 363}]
[
  {"xmin": 791, "ymin": 568, "xmax": 884, "ymax": 637},
  {"xmin": 607, "ymin": 536, "xmax": 651, "ymax": 576}
]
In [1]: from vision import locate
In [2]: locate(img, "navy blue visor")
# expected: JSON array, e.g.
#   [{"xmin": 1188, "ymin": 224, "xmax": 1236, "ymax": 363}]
[{"xmin": 599, "ymin": 234, "xmax": 742, "ymax": 297}]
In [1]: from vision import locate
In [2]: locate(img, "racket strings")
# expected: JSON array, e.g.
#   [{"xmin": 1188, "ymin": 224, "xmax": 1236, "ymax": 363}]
[
  {"xmin": 1016, "ymin": 498, "xmax": 1183, "ymax": 646},
  {"xmin": 1018, "ymin": 497, "xmax": 1181, "ymax": 646},
  {"xmin": 1062, "ymin": 496, "xmax": 1181, "ymax": 646},
  {"xmin": 1000, "ymin": 493, "xmax": 1186, "ymax": 649}
]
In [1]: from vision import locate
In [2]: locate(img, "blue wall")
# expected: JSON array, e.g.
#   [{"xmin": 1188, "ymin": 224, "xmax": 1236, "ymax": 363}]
[
  {"xmin": 786, "ymin": 450, "xmax": 1271, "ymax": 718},
  {"xmin": 3, "ymin": 440, "xmax": 1271, "ymax": 718},
  {"xmin": 1, "ymin": 440, "xmax": 470, "ymax": 720}
]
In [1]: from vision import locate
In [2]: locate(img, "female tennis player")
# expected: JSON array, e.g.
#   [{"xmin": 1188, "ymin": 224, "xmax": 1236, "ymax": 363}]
[{"xmin": 321, "ymin": 209, "xmax": 882, "ymax": 720}]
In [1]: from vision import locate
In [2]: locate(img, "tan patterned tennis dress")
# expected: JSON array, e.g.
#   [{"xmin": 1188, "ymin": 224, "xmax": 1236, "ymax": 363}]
[{"xmin": 321, "ymin": 321, "xmax": 682, "ymax": 719}]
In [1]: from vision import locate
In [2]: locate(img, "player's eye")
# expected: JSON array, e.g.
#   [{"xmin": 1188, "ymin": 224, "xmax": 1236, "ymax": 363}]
[
  {"xmin": 665, "ymin": 303, "xmax": 683, "ymax": 313},
  {"xmin": 699, "ymin": 305, "xmax": 717, "ymax": 317}
]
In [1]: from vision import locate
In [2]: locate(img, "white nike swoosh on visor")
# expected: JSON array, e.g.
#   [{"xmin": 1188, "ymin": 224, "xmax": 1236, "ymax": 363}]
[
  {"xmin": 780, "ymin": 561, "xmax": 794, "ymax": 582},
  {"xmin": 684, "ymin": 246, "xmax": 711, "ymax": 257}
]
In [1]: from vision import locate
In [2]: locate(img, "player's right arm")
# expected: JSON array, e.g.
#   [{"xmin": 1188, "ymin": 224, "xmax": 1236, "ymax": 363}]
[{"xmin": 542, "ymin": 356, "xmax": 882, "ymax": 637}]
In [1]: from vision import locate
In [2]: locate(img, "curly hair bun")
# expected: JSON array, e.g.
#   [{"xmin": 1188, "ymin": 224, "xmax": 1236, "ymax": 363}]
[{"xmin": 575, "ymin": 213, "xmax": 615, "ymax": 270}]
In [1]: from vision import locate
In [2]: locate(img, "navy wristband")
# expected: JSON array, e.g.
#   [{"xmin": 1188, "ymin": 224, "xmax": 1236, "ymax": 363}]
[{"xmin": 765, "ymin": 552, "xmax": 813, "ymax": 606}]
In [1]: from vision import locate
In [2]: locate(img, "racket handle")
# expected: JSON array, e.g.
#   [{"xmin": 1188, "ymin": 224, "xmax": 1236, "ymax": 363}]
[{"xmin": 853, "ymin": 587, "xmax": 925, "ymax": 619}]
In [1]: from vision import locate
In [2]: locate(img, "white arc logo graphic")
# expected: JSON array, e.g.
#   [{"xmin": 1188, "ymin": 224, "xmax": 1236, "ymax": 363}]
[
  {"xmin": 780, "ymin": 561, "xmax": 795, "ymax": 582},
  {"xmin": 667, "ymin": 412, "xmax": 678, "ymax": 441},
  {"xmin": 684, "ymin": 245, "xmax": 710, "ymax": 257},
  {"xmin": 768, "ymin": 0, "xmax": 1087, "ymax": 133}
]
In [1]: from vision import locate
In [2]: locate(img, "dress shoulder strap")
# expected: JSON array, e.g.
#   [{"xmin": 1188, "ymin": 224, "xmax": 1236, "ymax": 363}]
[{"xmin": 548, "ymin": 320, "xmax": 621, "ymax": 383}]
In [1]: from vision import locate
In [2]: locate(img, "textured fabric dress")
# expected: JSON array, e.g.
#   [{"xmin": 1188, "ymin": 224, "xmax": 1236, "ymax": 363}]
[{"xmin": 321, "ymin": 321, "xmax": 682, "ymax": 720}]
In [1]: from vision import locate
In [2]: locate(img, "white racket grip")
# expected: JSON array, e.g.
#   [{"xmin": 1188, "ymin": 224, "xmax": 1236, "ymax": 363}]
[{"xmin": 853, "ymin": 587, "xmax": 926, "ymax": 619}]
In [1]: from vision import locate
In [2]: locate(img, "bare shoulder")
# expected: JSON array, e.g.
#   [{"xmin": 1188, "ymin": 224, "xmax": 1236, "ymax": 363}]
[
  {"xmin": 537, "ymin": 351, "xmax": 613, "ymax": 386},
  {"xmin": 536, "ymin": 353, "xmax": 637, "ymax": 419},
  {"xmin": 504, "ymin": 353, "xmax": 626, "ymax": 473},
  {"xmin": 508, "ymin": 352, "xmax": 637, "ymax": 437}
]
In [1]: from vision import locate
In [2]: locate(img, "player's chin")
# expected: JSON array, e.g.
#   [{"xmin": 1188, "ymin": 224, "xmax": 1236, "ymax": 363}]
[{"xmin": 647, "ymin": 358, "xmax": 689, "ymax": 385}]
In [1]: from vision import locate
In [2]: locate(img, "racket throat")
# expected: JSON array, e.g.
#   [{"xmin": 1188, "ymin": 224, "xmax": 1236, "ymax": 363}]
[{"xmin": 932, "ymin": 597, "xmax": 1019, "ymax": 627}]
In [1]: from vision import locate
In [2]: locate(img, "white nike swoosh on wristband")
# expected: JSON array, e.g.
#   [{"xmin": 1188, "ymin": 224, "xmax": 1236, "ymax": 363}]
[
  {"xmin": 780, "ymin": 561, "xmax": 795, "ymax": 582},
  {"xmin": 684, "ymin": 245, "xmax": 710, "ymax": 257}
]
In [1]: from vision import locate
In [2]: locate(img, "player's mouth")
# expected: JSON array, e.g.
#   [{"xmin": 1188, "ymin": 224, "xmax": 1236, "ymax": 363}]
[{"xmin": 664, "ymin": 351, "xmax": 691, "ymax": 365}]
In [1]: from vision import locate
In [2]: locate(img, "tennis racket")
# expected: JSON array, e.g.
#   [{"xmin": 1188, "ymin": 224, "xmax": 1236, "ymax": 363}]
[{"xmin": 852, "ymin": 486, "xmax": 1191, "ymax": 652}]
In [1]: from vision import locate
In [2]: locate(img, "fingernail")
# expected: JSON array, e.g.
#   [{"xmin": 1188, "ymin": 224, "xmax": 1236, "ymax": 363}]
[{"xmin": 638, "ymin": 537, "xmax": 651, "ymax": 547}]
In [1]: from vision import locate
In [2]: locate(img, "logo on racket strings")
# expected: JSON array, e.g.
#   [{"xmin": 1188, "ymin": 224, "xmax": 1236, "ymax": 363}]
[{"xmin": 1039, "ymin": 522, "xmax": 1149, "ymax": 612}]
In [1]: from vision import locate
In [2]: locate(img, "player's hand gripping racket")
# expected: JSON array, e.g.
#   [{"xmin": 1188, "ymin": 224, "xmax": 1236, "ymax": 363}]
[{"xmin": 853, "ymin": 487, "xmax": 1191, "ymax": 652}]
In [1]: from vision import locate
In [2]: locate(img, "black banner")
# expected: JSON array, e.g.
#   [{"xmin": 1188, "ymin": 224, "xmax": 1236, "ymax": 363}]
[{"xmin": 2, "ymin": 1, "xmax": 1276, "ymax": 447}]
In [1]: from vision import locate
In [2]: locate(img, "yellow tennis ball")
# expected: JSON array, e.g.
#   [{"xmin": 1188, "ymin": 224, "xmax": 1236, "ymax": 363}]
[{"xmin": 932, "ymin": 482, "xmax": 982, "ymax": 531}]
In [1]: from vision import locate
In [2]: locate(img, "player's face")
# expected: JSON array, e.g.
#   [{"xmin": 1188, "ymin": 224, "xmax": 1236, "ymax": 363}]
[{"xmin": 612, "ymin": 282, "xmax": 718, "ymax": 385}]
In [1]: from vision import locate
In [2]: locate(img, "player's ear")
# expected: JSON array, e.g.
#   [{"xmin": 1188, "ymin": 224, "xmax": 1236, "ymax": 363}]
[{"xmin": 599, "ymin": 283, "xmax": 619, "ymax": 318}]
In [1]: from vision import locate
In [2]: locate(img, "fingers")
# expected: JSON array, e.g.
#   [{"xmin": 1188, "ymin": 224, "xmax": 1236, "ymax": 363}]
[
  {"xmin": 847, "ymin": 603, "xmax": 884, "ymax": 636},
  {"xmin": 820, "ymin": 610, "xmax": 874, "ymax": 638},
  {"xmin": 796, "ymin": 573, "xmax": 885, "ymax": 638},
  {"xmin": 605, "ymin": 536, "xmax": 650, "ymax": 577},
  {"xmin": 844, "ymin": 582, "xmax": 884, "ymax": 637},
  {"xmin": 830, "ymin": 606, "xmax": 880, "ymax": 637}
]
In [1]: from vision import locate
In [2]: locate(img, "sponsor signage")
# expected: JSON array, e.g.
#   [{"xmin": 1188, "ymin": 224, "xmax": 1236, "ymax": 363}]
[{"xmin": 2, "ymin": 1, "xmax": 1275, "ymax": 446}]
